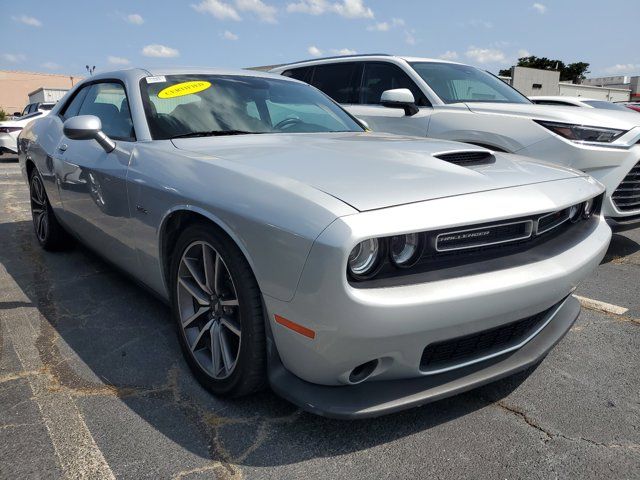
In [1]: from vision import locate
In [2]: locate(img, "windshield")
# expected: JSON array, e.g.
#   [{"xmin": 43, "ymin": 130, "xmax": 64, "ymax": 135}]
[
  {"xmin": 39, "ymin": 103, "xmax": 55, "ymax": 111},
  {"xmin": 409, "ymin": 62, "xmax": 531, "ymax": 104},
  {"xmin": 140, "ymin": 74, "xmax": 363, "ymax": 139},
  {"xmin": 582, "ymin": 100, "xmax": 630, "ymax": 111}
]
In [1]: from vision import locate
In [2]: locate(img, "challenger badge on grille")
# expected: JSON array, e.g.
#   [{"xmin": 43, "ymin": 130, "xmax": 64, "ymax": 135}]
[{"xmin": 435, "ymin": 220, "xmax": 534, "ymax": 252}]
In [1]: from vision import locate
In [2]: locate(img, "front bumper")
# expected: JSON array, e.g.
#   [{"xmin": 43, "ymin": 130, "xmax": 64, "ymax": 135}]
[
  {"xmin": 269, "ymin": 295, "xmax": 579, "ymax": 419},
  {"xmin": 517, "ymin": 136, "xmax": 640, "ymax": 220},
  {"xmin": 264, "ymin": 177, "xmax": 611, "ymax": 416}
]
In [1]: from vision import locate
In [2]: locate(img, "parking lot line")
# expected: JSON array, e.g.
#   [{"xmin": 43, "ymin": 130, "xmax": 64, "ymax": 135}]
[{"xmin": 573, "ymin": 294, "xmax": 629, "ymax": 315}]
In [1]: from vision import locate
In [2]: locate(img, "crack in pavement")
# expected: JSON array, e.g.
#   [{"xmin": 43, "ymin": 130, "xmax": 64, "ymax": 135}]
[{"xmin": 495, "ymin": 401, "xmax": 640, "ymax": 453}]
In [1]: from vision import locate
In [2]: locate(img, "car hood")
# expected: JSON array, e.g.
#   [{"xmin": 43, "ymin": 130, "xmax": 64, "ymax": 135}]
[
  {"xmin": 173, "ymin": 132, "xmax": 585, "ymax": 212},
  {"xmin": 465, "ymin": 102, "xmax": 640, "ymax": 130}
]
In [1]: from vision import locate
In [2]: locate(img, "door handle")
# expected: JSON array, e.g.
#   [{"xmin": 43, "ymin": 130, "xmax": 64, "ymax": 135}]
[{"xmin": 58, "ymin": 143, "xmax": 68, "ymax": 152}]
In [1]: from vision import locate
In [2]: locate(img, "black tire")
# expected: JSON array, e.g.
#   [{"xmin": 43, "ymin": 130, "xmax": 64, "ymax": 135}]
[
  {"xmin": 170, "ymin": 223, "xmax": 267, "ymax": 397},
  {"xmin": 29, "ymin": 168, "xmax": 69, "ymax": 251}
]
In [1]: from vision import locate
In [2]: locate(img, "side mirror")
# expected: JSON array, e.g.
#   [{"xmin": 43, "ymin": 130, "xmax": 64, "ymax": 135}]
[
  {"xmin": 63, "ymin": 115, "xmax": 115, "ymax": 153},
  {"xmin": 380, "ymin": 88, "xmax": 419, "ymax": 116}
]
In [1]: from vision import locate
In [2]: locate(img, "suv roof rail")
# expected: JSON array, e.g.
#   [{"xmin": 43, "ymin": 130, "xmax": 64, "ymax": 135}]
[{"xmin": 275, "ymin": 53, "xmax": 393, "ymax": 68}]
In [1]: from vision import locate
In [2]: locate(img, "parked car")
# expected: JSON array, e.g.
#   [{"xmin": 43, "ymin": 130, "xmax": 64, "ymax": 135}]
[
  {"xmin": 18, "ymin": 68, "xmax": 611, "ymax": 418},
  {"xmin": 0, "ymin": 110, "xmax": 51, "ymax": 155},
  {"xmin": 271, "ymin": 55, "xmax": 640, "ymax": 222},
  {"xmin": 530, "ymin": 96, "xmax": 632, "ymax": 112},
  {"xmin": 616, "ymin": 102, "xmax": 640, "ymax": 113},
  {"xmin": 17, "ymin": 101, "xmax": 56, "ymax": 118}
]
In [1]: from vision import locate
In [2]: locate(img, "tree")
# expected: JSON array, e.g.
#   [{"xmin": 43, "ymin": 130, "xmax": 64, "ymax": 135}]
[
  {"xmin": 0, "ymin": 109, "xmax": 6, "ymax": 121},
  {"xmin": 499, "ymin": 56, "xmax": 590, "ymax": 83}
]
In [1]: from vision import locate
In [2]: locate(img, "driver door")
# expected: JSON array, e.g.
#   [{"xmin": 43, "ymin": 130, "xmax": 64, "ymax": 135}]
[{"xmin": 53, "ymin": 81, "xmax": 138, "ymax": 272}]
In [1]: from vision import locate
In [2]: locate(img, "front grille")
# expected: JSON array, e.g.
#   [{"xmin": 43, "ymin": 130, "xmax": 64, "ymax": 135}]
[
  {"xmin": 420, "ymin": 303, "xmax": 556, "ymax": 372},
  {"xmin": 435, "ymin": 220, "xmax": 532, "ymax": 252},
  {"xmin": 537, "ymin": 207, "xmax": 570, "ymax": 234},
  {"xmin": 434, "ymin": 151, "xmax": 495, "ymax": 166},
  {"xmin": 612, "ymin": 161, "xmax": 640, "ymax": 212}
]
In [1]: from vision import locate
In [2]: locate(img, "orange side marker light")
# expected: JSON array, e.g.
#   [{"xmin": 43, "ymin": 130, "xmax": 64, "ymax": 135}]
[{"xmin": 274, "ymin": 315, "xmax": 316, "ymax": 339}]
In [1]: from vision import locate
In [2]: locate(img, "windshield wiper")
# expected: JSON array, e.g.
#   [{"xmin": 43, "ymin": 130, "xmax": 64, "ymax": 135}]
[{"xmin": 170, "ymin": 130, "xmax": 260, "ymax": 139}]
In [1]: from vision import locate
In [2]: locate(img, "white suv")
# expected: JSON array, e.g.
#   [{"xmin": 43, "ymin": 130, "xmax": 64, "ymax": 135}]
[{"xmin": 271, "ymin": 55, "xmax": 640, "ymax": 221}]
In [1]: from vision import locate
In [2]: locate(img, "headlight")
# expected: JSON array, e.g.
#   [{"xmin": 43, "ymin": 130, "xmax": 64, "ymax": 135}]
[
  {"xmin": 535, "ymin": 120, "xmax": 626, "ymax": 143},
  {"xmin": 389, "ymin": 233, "xmax": 422, "ymax": 267},
  {"xmin": 583, "ymin": 198, "xmax": 594, "ymax": 219},
  {"xmin": 348, "ymin": 238, "xmax": 381, "ymax": 278}
]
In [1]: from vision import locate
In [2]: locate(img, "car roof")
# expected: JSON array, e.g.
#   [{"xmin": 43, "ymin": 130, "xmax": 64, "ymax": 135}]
[
  {"xmin": 268, "ymin": 54, "xmax": 464, "ymax": 71},
  {"xmin": 81, "ymin": 67, "xmax": 299, "ymax": 84}
]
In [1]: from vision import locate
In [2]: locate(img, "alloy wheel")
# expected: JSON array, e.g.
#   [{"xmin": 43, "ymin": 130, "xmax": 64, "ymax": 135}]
[
  {"xmin": 30, "ymin": 174, "xmax": 48, "ymax": 243},
  {"xmin": 176, "ymin": 241, "xmax": 242, "ymax": 379}
]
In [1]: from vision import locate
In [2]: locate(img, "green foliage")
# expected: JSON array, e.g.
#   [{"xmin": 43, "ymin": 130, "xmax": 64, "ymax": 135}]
[
  {"xmin": 499, "ymin": 56, "xmax": 590, "ymax": 83},
  {"xmin": 0, "ymin": 109, "xmax": 6, "ymax": 121}
]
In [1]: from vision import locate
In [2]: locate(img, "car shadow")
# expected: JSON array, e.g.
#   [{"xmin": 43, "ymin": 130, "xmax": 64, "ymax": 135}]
[
  {"xmin": 0, "ymin": 219, "xmax": 539, "ymax": 468},
  {"xmin": 602, "ymin": 232, "xmax": 640, "ymax": 264}
]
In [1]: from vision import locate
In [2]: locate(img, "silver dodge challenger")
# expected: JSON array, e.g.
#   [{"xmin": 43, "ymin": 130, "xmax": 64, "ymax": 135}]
[{"xmin": 18, "ymin": 68, "xmax": 612, "ymax": 418}]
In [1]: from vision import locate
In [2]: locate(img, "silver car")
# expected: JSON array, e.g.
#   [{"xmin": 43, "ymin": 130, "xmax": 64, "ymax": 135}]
[{"xmin": 18, "ymin": 68, "xmax": 611, "ymax": 418}]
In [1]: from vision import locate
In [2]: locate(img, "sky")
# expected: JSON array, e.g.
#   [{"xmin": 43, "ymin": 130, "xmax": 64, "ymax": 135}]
[{"xmin": 1, "ymin": 0, "xmax": 638, "ymax": 78}]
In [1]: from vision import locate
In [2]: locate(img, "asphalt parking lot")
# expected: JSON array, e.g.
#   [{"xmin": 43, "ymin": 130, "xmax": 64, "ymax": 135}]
[{"xmin": 0, "ymin": 155, "xmax": 638, "ymax": 480}]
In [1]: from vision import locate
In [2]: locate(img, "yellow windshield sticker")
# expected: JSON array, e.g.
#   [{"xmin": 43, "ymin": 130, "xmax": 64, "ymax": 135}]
[{"xmin": 158, "ymin": 81, "xmax": 211, "ymax": 99}]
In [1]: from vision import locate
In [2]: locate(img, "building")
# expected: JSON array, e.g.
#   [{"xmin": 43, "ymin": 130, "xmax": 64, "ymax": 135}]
[
  {"xmin": 28, "ymin": 87, "xmax": 70, "ymax": 104},
  {"xmin": 582, "ymin": 75, "xmax": 640, "ymax": 101},
  {"xmin": 0, "ymin": 70, "xmax": 83, "ymax": 115},
  {"xmin": 502, "ymin": 66, "xmax": 630, "ymax": 101}
]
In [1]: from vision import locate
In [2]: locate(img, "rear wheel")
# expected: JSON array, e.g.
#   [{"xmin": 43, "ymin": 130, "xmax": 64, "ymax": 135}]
[
  {"xmin": 170, "ymin": 224, "xmax": 266, "ymax": 397},
  {"xmin": 29, "ymin": 169, "xmax": 68, "ymax": 250}
]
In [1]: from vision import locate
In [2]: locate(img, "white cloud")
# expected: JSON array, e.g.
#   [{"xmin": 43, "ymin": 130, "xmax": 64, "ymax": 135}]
[
  {"xmin": 41, "ymin": 62, "xmax": 60, "ymax": 70},
  {"xmin": 604, "ymin": 63, "xmax": 640, "ymax": 74},
  {"xmin": 466, "ymin": 19, "xmax": 493, "ymax": 28},
  {"xmin": 125, "ymin": 13, "xmax": 144, "ymax": 25},
  {"xmin": 308, "ymin": 45, "xmax": 323, "ymax": 56},
  {"xmin": 235, "ymin": 0, "xmax": 277, "ymax": 22},
  {"xmin": 142, "ymin": 44, "xmax": 180, "ymax": 58},
  {"xmin": 532, "ymin": 3, "xmax": 547, "ymax": 14},
  {"xmin": 2, "ymin": 53, "xmax": 27, "ymax": 63},
  {"xmin": 221, "ymin": 30, "xmax": 239, "ymax": 40},
  {"xmin": 367, "ymin": 18, "xmax": 404, "ymax": 32},
  {"xmin": 465, "ymin": 46, "xmax": 506, "ymax": 64},
  {"xmin": 192, "ymin": 0, "xmax": 241, "ymax": 20},
  {"xmin": 331, "ymin": 48, "xmax": 357, "ymax": 55},
  {"xmin": 439, "ymin": 51, "xmax": 458, "ymax": 61},
  {"xmin": 518, "ymin": 49, "xmax": 531, "ymax": 58},
  {"xmin": 108, "ymin": 55, "xmax": 131, "ymax": 65},
  {"xmin": 404, "ymin": 30, "xmax": 416, "ymax": 45},
  {"xmin": 287, "ymin": 0, "xmax": 373, "ymax": 19},
  {"xmin": 12, "ymin": 15, "xmax": 42, "ymax": 27},
  {"xmin": 367, "ymin": 22, "xmax": 389, "ymax": 31}
]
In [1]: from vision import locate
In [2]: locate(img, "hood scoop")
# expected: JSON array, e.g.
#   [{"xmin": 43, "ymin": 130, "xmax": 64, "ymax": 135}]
[{"xmin": 433, "ymin": 150, "xmax": 495, "ymax": 167}]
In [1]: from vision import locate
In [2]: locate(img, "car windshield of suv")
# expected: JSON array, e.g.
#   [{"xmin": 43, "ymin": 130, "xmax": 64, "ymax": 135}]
[
  {"xmin": 140, "ymin": 74, "xmax": 363, "ymax": 139},
  {"xmin": 409, "ymin": 62, "xmax": 530, "ymax": 104},
  {"xmin": 39, "ymin": 104, "xmax": 55, "ymax": 111},
  {"xmin": 582, "ymin": 100, "xmax": 630, "ymax": 111}
]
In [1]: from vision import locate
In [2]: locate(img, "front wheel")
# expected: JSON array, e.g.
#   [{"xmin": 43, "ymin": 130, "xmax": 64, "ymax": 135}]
[{"xmin": 170, "ymin": 224, "xmax": 267, "ymax": 397}]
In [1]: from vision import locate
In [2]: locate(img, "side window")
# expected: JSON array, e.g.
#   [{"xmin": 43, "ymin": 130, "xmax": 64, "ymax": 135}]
[
  {"xmin": 61, "ymin": 87, "xmax": 90, "ymax": 120},
  {"xmin": 360, "ymin": 63, "xmax": 429, "ymax": 106},
  {"xmin": 282, "ymin": 66, "xmax": 313, "ymax": 83},
  {"xmin": 310, "ymin": 63, "xmax": 358, "ymax": 104},
  {"xmin": 77, "ymin": 82, "xmax": 135, "ymax": 141}
]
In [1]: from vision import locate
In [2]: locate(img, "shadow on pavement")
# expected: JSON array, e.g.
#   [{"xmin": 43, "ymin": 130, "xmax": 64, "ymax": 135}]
[{"xmin": 0, "ymin": 218, "xmax": 536, "ymax": 468}]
